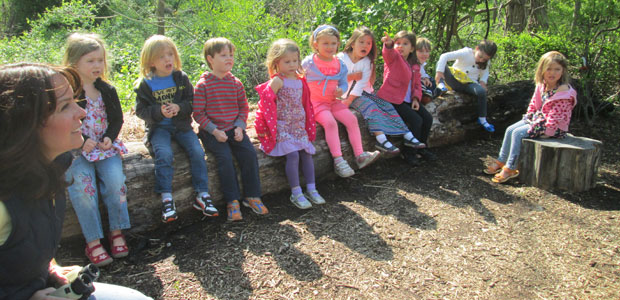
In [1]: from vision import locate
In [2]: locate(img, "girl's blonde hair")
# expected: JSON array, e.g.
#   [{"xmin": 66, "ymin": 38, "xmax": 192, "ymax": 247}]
[
  {"xmin": 265, "ymin": 39, "xmax": 302, "ymax": 77},
  {"xmin": 416, "ymin": 37, "xmax": 432, "ymax": 52},
  {"xmin": 63, "ymin": 32, "xmax": 109, "ymax": 81},
  {"xmin": 394, "ymin": 30, "xmax": 417, "ymax": 65},
  {"xmin": 139, "ymin": 35, "xmax": 182, "ymax": 78},
  {"xmin": 534, "ymin": 51, "xmax": 570, "ymax": 86},
  {"xmin": 343, "ymin": 26, "xmax": 377, "ymax": 86},
  {"xmin": 309, "ymin": 24, "xmax": 340, "ymax": 53}
]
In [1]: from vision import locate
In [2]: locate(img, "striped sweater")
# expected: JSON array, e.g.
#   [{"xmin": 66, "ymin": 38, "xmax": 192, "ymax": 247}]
[{"xmin": 193, "ymin": 71, "xmax": 249, "ymax": 134}]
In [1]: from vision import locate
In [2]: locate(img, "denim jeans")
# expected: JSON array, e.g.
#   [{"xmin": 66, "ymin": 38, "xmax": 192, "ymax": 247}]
[
  {"xmin": 443, "ymin": 66, "xmax": 488, "ymax": 117},
  {"xmin": 151, "ymin": 126, "xmax": 209, "ymax": 194},
  {"xmin": 89, "ymin": 282, "xmax": 152, "ymax": 300},
  {"xmin": 66, "ymin": 154, "xmax": 130, "ymax": 243},
  {"xmin": 498, "ymin": 120, "xmax": 530, "ymax": 169},
  {"xmin": 198, "ymin": 129, "xmax": 261, "ymax": 203}
]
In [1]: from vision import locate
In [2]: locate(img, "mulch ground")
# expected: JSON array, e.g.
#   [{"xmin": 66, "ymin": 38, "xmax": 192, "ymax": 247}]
[{"xmin": 57, "ymin": 110, "xmax": 620, "ymax": 300}]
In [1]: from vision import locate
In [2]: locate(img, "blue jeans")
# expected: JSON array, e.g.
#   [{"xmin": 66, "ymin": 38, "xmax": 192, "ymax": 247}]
[
  {"xmin": 498, "ymin": 120, "xmax": 530, "ymax": 169},
  {"xmin": 89, "ymin": 282, "xmax": 152, "ymax": 300},
  {"xmin": 66, "ymin": 154, "xmax": 130, "ymax": 243},
  {"xmin": 198, "ymin": 129, "xmax": 261, "ymax": 203},
  {"xmin": 443, "ymin": 66, "xmax": 488, "ymax": 117},
  {"xmin": 151, "ymin": 126, "xmax": 209, "ymax": 194}
]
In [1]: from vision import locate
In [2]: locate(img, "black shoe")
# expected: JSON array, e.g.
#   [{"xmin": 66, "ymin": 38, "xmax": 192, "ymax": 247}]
[
  {"xmin": 418, "ymin": 148, "xmax": 438, "ymax": 161},
  {"xmin": 401, "ymin": 151, "xmax": 421, "ymax": 167},
  {"xmin": 161, "ymin": 199, "xmax": 178, "ymax": 223},
  {"xmin": 194, "ymin": 194, "xmax": 219, "ymax": 217}
]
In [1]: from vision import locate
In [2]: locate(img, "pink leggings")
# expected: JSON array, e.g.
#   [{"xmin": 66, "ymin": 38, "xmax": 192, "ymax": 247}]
[{"xmin": 314, "ymin": 104, "xmax": 363, "ymax": 158}]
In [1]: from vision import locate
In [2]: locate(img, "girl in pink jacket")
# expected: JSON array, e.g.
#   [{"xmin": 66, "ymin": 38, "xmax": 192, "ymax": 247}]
[
  {"xmin": 484, "ymin": 51, "xmax": 577, "ymax": 183},
  {"xmin": 254, "ymin": 39, "xmax": 325, "ymax": 209},
  {"xmin": 377, "ymin": 31, "xmax": 436, "ymax": 166}
]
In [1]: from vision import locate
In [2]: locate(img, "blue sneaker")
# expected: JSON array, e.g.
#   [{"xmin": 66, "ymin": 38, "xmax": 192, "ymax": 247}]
[
  {"xmin": 436, "ymin": 79, "xmax": 448, "ymax": 95},
  {"xmin": 477, "ymin": 119, "xmax": 495, "ymax": 132}
]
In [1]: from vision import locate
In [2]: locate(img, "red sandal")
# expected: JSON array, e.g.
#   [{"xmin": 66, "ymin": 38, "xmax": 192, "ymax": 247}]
[
  {"xmin": 85, "ymin": 243, "xmax": 113, "ymax": 267},
  {"xmin": 483, "ymin": 156, "xmax": 504, "ymax": 175},
  {"xmin": 109, "ymin": 233, "xmax": 129, "ymax": 258}
]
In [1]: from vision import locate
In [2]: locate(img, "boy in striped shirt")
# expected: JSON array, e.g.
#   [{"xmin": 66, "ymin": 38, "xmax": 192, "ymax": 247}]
[{"xmin": 193, "ymin": 37, "xmax": 267, "ymax": 221}]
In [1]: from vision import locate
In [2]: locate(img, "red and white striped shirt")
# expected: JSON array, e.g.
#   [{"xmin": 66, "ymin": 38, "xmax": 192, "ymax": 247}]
[{"xmin": 193, "ymin": 71, "xmax": 249, "ymax": 134}]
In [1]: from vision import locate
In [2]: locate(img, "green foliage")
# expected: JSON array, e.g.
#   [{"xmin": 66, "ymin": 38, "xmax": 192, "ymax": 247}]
[{"xmin": 0, "ymin": 0, "xmax": 618, "ymax": 120}]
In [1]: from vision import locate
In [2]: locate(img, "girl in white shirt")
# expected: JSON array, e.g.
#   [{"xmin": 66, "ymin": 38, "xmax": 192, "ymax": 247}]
[{"xmin": 338, "ymin": 27, "xmax": 423, "ymax": 157}]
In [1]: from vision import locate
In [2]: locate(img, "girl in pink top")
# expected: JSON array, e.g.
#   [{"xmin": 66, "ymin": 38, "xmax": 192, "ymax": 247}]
[
  {"xmin": 255, "ymin": 39, "xmax": 325, "ymax": 209},
  {"xmin": 485, "ymin": 51, "xmax": 577, "ymax": 183},
  {"xmin": 377, "ymin": 31, "xmax": 436, "ymax": 166},
  {"xmin": 301, "ymin": 24, "xmax": 380, "ymax": 178}
]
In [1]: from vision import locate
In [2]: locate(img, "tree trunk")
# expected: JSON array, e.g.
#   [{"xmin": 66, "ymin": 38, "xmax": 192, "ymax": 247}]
[
  {"xmin": 571, "ymin": 0, "xmax": 581, "ymax": 31},
  {"xmin": 518, "ymin": 134, "xmax": 603, "ymax": 192},
  {"xmin": 528, "ymin": 0, "xmax": 548, "ymax": 31},
  {"xmin": 504, "ymin": 0, "xmax": 527, "ymax": 33},
  {"xmin": 157, "ymin": 0, "xmax": 165, "ymax": 35},
  {"xmin": 60, "ymin": 81, "xmax": 537, "ymax": 239}
]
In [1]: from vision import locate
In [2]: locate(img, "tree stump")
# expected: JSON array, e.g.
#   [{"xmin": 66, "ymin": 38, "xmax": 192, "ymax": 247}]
[{"xmin": 518, "ymin": 134, "xmax": 603, "ymax": 192}]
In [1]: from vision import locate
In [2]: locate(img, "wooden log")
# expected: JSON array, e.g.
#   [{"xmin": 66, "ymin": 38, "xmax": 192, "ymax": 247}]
[
  {"xmin": 60, "ymin": 81, "xmax": 536, "ymax": 239},
  {"xmin": 518, "ymin": 134, "xmax": 603, "ymax": 192}
]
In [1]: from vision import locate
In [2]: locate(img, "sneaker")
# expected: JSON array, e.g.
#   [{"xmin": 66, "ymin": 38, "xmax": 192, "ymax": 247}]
[
  {"xmin": 290, "ymin": 193, "xmax": 312, "ymax": 209},
  {"xmin": 193, "ymin": 194, "xmax": 219, "ymax": 217},
  {"xmin": 227, "ymin": 200, "xmax": 242, "ymax": 221},
  {"xmin": 243, "ymin": 198, "xmax": 269, "ymax": 215},
  {"xmin": 375, "ymin": 140, "xmax": 400, "ymax": 155},
  {"xmin": 418, "ymin": 148, "xmax": 438, "ymax": 161},
  {"xmin": 334, "ymin": 159, "xmax": 355, "ymax": 177},
  {"xmin": 437, "ymin": 79, "xmax": 448, "ymax": 94},
  {"xmin": 356, "ymin": 151, "xmax": 380, "ymax": 169},
  {"xmin": 403, "ymin": 139, "xmax": 426, "ymax": 149},
  {"xmin": 477, "ymin": 119, "xmax": 495, "ymax": 132},
  {"xmin": 305, "ymin": 189, "xmax": 326, "ymax": 205},
  {"xmin": 161, "ymin": 199, "xmax": 177, "ymax": 223},
  {"xmin": 401, "ymin": 151, "xmax": 421, "ymax": 167}
]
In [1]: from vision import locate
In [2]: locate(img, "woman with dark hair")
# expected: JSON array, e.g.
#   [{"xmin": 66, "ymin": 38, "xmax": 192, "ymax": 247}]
[{"xmin": 0, "ymin": 63, "xmax": 150, "ymax": 300}]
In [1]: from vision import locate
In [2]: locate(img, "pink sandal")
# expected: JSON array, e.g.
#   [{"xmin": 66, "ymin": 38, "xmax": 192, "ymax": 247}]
[
  {"xmin": 85, "ymin": 243, "xmax": 113, "ymax": 267},
  {"xmin": 109, "ymin": 233, "xmax": 129, "ymax": 258}
]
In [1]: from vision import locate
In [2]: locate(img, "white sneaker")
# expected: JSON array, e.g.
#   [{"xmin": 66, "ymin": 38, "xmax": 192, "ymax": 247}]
[
  {"xmin": 305, "ymin": 190, "xmax": 326, "ymax": 205},
  {"xmin": 356, "ymin": 151, "xmax": 380, "ymax": 169},
  {"xmin": 334, "ymin": 159, "xmax": 355, "ymax": 177},
  {"xmin": 290, "ymin": 193, "xmax": 312, "ymax": 209}
]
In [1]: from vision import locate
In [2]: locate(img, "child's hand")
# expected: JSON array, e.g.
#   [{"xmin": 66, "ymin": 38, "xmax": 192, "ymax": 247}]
[
  {"xmin": 161, "ymin": 104, "xmax": 174, "ymax": 118},
  {"xmin": 480, "ymin": 82, "xmax": 487, "ymax": 91},
  {"xmin": 213, "ymin": 129, "xmax": 228, "ymax": 142},
  {"xmin": 381, "ymin": 32, "xmax": 393, "ymax": 47},
  {"xmin": 334, "ymin": 87, "xmax": 343, "ymax": 99},
  {"xmin": 167, "ymin": 103, "xmax": 180, "ymax": 116},
  {"xmin": 269, "ymin": 76, "xmax": 284, "ymax": 94},
  {"xmin": 233, "ymin": 127, "xmax": 244, "ymax": 142},
  {"xmin": 411, "ymin": 98, "xmax": 420, "ymax": 111},
  {"xmin": 348, "ymin": 72, "xmax": 363, "ymax": 82},
  {"xmin": 82, "ymin": 138, "xmax": 97, "ymax": 153},
  {"xmin": 343, "ymin": 95, "xmax": 356, "ymax": 107},
  {"xmin": 98, "ymin": 137, "xmax": 112, "ymax": 150},
  {"xmin": 422, "ymin": 77, "xmax": 432, "ymax": 87}
]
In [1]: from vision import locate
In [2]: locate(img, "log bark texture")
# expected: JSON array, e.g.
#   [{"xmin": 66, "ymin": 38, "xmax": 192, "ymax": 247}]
[
  {"xmin": 61, "ymin": 81, "xmax": 536, "ymax": 239},
  {"xmin": 518, "ymin": 134, "xmax": 603, "ymax": 192}
]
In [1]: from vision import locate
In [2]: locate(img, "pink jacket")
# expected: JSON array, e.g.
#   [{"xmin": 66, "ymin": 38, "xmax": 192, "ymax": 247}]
[
  {"xmin": 527, "ymin": 84, "xmax": 577, "ymax": 136},
  {"xmin": 376, "ymin": 44, "xmax": 422, "ymax": 104},
  {"xmin": 254, "ymin": 77, "xmax": 316, "ymax": 154}
]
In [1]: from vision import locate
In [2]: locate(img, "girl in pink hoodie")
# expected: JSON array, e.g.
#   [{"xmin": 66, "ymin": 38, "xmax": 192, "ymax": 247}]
[
  {"xmin": 484, "ymin": 51, "xmax": 577, "ymax": 183},
  {"xmin": 377, "ymin": 31, "xmax": 436, "ymax": 166}
]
